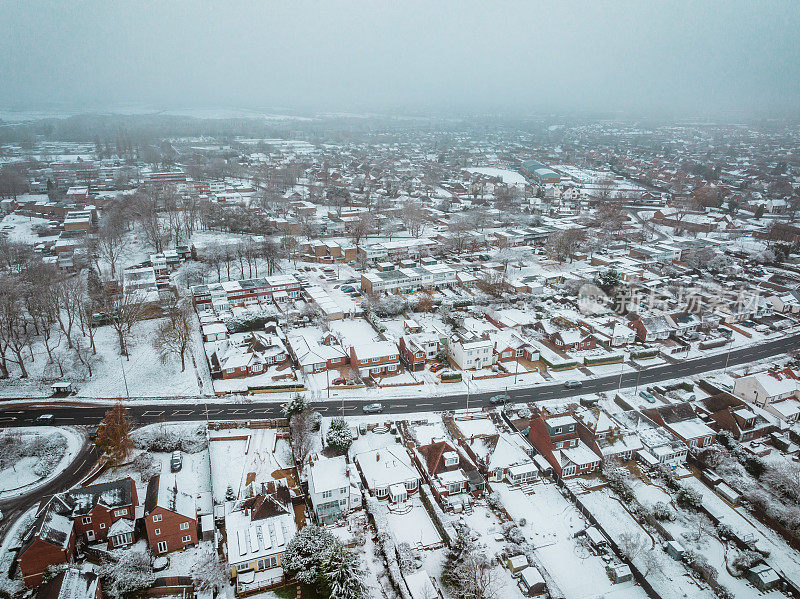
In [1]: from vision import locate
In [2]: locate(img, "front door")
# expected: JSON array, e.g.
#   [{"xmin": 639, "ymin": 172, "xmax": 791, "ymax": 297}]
[{"xmin": 86, "ymin": 530, "xmax": 95, "ymax": 541}]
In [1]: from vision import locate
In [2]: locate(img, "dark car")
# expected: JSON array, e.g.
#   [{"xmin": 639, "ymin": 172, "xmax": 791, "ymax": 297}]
[
  {"xmin": 489, "ymin": 393, "xmax": 510, "ymax": 405},
  {"xmin": 332, "ymin": 377, "xmax": 346, "ymax": 385}
]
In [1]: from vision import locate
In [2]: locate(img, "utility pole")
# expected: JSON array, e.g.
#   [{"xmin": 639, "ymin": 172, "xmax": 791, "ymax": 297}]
[{"xmin": 119, "ymin": 354, "xmax": 130, "ymax": 399}]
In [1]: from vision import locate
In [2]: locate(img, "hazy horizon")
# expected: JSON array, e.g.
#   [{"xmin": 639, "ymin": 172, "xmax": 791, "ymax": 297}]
[{"xmin": 2, "ymin": 1, "xmax": 799, "ymax": 119}]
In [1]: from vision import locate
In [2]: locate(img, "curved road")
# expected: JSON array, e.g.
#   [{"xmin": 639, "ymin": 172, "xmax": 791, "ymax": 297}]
[
  {"xmin": 0, "ymin": 436, "xmax": 100, "ymax": 542},
  {"xmin": 0, "ymin": 332, "xmax": 797, "ymax": 427}
]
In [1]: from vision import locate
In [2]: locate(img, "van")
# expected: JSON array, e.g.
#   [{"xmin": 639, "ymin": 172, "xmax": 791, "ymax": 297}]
[{"xmin": 170, "ymin": 451, "xmax": 183, "ymax": 472}]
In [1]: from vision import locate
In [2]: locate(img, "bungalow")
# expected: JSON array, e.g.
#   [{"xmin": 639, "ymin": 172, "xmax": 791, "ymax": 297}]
[
  {"xmin": 733, "ymin": 372, "xmax": 800, "ymax": 407},
  {"xmin": 143, "ymin": 474, "xmax": 198, "ymax": 555},
  {"xmin": 349, "ymin": 340, "xmax": 400, "ymax": 378},
  {"xmin": 628, "ymin": 315, "xmax": 673, "ymax": 342},
  {"xmin": 642, "ymin": 403, "xmax": 716, "ymax": 449},
  {"xmin": 549, "ymin": 328, "xmax": 597, "ymax": 352},
  {"xmin": 354, "ymin": 445, "xmax": 420, "ymax": 501},
  {"xmin": 463, "ymin": 432, "xmax": 537, "ymax": 485}
]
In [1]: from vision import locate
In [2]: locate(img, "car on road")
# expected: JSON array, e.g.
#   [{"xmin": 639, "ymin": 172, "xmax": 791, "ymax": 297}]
[
  {"xmin": 639, "ymin": 391, "xmax": 656, "ymax": 403},
  {"xmin": 363, "ymin": 403, "xmax": 384, "ymax": 414},
  {"xmin": 170, "ymin": 451, "xmax": 183, "ymax": 472},
  {"xmin": 489, "ymin": 393, "xmax": 510, "ymax": 405},
  {"xmin": 332, "ymin": 377, "xmax": 346, "ymax": 385},
  {"xmin": 563, "ymin": 380, "xmax": 583, "ymax": 389},
  {"xmin": 36, "ymin": 414, "xmax": 54, "ymax": 422}
]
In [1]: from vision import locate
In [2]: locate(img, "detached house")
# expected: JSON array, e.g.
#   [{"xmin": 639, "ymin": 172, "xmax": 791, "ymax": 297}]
[
  {"xmin": 628, "ymin": 315, "xmax": 673, "ymax": 342},
  {"xmin": 209, "ymin": 331, "xmax": 290, "ymax": 379},
  {"xmin": 286, "ymin": 332, "xmax": 348, "ymax": 374},
  {"xmin": 696, "ymin": 394, "xmax": 774, "ymax": 442},
  {"xmin": 413, "ymin": 441, "xmax": 484, "ymax": 507},
  {"xmin": 224, "ymin": 482, "xmax": 298, "ymax": 594},
  {"xmin": 398, "ymin": 332, "xmax": 441, "ymax": 371},
  {"xmin": 527, "ymin": 413, "xmax": 602, "ymax": 477},
  {"xmin": 349, "ymin": 340, "xmax": 400, "ymax": 378},
  {"xmin": 17, "ymin": 477, "xmax": 139, "ymax": 587},
  {"xmin": 462, "ymin": 432, "xmax": 538, "ymax": 486},
  {"xmin": 144, "ymin": 475, "xmax": 198, "ymax": 555},
  {"xmin": 307, "ymin": 455, "xmax": 363, "ymax": 525}
]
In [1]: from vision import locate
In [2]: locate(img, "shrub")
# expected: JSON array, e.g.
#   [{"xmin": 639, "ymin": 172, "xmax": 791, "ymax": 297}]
[
  {"xmin": 132, "ymin": 423, "xmax": 207, "ymax": 454},
  {"xmin": 676, "ymin": 486, "xmax": 702, "ymax": 510}
]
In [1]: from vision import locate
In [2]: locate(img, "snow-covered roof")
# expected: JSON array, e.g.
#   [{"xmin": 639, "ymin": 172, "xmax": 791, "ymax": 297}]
[{"xmin": 355, "ymin": 445, "xmax": 418, "ymax": 490}]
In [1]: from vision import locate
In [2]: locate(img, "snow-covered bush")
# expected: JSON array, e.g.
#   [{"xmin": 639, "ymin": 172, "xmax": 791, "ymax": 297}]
[
  {"xmin": 502, "ymin": 522, "xmax": 526, "ymax": 545},
  {"xmin": 99, "ymin": 550, "xmax": 155, "ymax": 599},
  {"xmin": 130, "ymin": 452, "xmax": 161, "ymax": 481},
  {"xmin": 282, "ymin": 393, "xmax": 309, "ymax": 418},
  {"xmin": 650, "ymin": 501, "xmax": 674, "ymax": 521},
  {"xmin": 326, "ymin": 418, "xmax": 353, "ymax": 454},
  {"xmin": 396, "ymin": 542, "xmax": 418, "ymax": 573},
  {"xmin": 486, "ymin": 492, "xmax": 502, "ymax": 510},
  {"xmin": 676, "ymin": 486, "xmax": 702, "ymax": 510},
  {"xmin": 132, "ymin": 423, "xmax": 207, "ymax": 454},
  {"xmin": 225, "ymin": 307, "xmax": 279, "ymax": 333},
  {"xmin": 730, "ymin": 550, "xmax": 762, "ymax": 576},
  {"xmin": 682, "ymin": 550, "xmax": 718, "ymax": 583},
  {"xmin": 191, "ymin": 547, "xmax": 229, "ymax": 591},
  {"xmin": 0, "ymin": 430, "xmax": 68, "ymax": 478}
]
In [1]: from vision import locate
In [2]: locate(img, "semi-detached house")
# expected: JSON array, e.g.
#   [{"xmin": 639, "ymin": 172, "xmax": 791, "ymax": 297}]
[
  {"xmin": 143, "ymin": 474, "xmax": 198, "ymax": 555},
  {"xmin": 349, "ymin": 340, "xmax": 400, "ymax": 377}
]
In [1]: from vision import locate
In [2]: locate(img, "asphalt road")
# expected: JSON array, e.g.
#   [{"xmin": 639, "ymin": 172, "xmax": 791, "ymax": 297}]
[{"xmin": 0, "ymin": 332, "xmax": 797, "ymax": 428}]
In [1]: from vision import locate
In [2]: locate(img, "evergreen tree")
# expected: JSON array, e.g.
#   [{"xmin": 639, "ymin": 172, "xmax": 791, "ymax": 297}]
[
  {"xmin": 282, "ymin": 525, "xmax": 338, "ymax": 585},
  {"xmin": 321, "ymin": 544, "xmax": 367, "ymax": 599},
  {"xmin": 326, "ymin": 417, "xmax": 353, "ymax": 454}
]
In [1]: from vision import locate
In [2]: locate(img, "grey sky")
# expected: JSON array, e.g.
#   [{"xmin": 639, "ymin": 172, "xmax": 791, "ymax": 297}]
[{"xmin": 1, "ymin": 1, "xmax": 799, "ymax": 117}]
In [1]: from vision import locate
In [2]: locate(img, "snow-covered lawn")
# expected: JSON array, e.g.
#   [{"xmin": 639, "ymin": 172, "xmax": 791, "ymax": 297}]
[
  {"xmin": 495, "ymin": 481, "xmax": 648, "ymax": 599},
  {"xmin": 381, "ymin": 496, "xmax": 442, "ymax": 550},
  {"xmin": 0, "ymin": 426, "xmax": 84, "ymax": 499}
]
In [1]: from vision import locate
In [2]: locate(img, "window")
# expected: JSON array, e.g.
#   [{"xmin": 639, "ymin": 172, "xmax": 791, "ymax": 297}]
[
  {"xmin": 388, "ymin": 364, "xmax": 397, "ymax": 371},
  {"xmin": 157, "ymin": 541, "xmax": 168, "ymax": 553},
  {"xmin": 99, "ymin": 523, "xmax": 106, "ymax": 529},
  {"xmin": 322, "ymin": 490, "xmax": 332, "ymax": 499},
  {"xmin": 340, "ymin": 487, "xmax": 347, "ymax": 494},
  {"xmin": 225, "ymin": 368, "xmax": 235, "ymax": 374},
  {"xmin": 257, "ymin": 556, "xmax": 278, "ymax": 570},
  {"xmin": 252, "ymin": 364, "xmax": 263, "ymax": 373},
  {"xmin": 376, "ymin": 487, "xmax": 388, "ymax": 498},
  {"xmin": 82, "ymin": 517, "xmax": 92, "ymax": 524},
  {"xmin": 339, "ymin": 499, "xmax": 347, "ymax": 506},
  {"xmin": 182, "ymin": 535, "xmax": 192, "ymax": 543},
  {"xmin": 113, "ymin": 509, "xmax": 127, "ymax": 517},
  {"xmin": 152, "ymin": 514, "xmax": 162, "ymax": 522},
  {"xmin": 180, "ymin": 522, "xmax": 189, "ymax": 530},
  {"xmin": 154, "ymin": 528, "xmax": 161, "ymax": 535}
]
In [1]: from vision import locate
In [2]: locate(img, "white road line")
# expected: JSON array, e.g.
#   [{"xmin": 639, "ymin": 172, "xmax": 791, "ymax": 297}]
[
  {"xmin": 418, "ymin": 403, "xmax": 433, "ymax": 407},
  {"xmin": 172, "ymin": 410, "xmax": 194, "ymax": 415},
  {"xmin": 142, "ymin": 410, "xmax": 165, "ymax": 416}
]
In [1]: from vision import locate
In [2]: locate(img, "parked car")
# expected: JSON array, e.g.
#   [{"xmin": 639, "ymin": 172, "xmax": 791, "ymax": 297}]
[
  {"xmin": 341, "ymin": 286, "xmax": 355, "ymax": 293},
  {"xmin": 489, "ymin": 393, "xmax": 510, "ymax": 405},
  {"xmin": 563, "ymin": 380, "xmax": 583, "ymax": 389},
  {"xmin": 639, "ymin": 391, "xmax": 656, "ymax": 403},
  {"xmin": 363, "ymin": 403, "xmax": 384, "ymax": 414},
  {"xmin": 332, "ymin": 377, "xmax": 346, "ymax": 385},
  {"xmin": 170, "ymin": 451, "xmax": 183, "ymax": 472},
  {"xmin": 430, "ymin": 363, "xmax": 445, "ymax": 373},
  {"xmin": 742, "ymin": 320, "xmax": 756, "ymax": 328}
]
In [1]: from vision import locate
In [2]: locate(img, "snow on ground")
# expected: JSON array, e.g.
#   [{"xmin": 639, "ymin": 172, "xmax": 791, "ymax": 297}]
[
  {"xmin": 0, "ymin": 212, "xmax": 58, "ymax": 244},
  {"xmin": 381, "ymin": 496, "xmax": 442, "ymax": 549},
  {"xmin": 465, "ymin": 167, "xmax": 528, "ymax": 186},
  {"xmin": 0, "ymin": 505, "xmax": 38, "ymax": 596},
  {"xmin": 496, "ymin": 481, "xmax": 647, "ymax": 599},
  {"xmin": 0, "ymin": 426, "xmax": 84, "ymax": 500},
  {"xmin": 581, "ymin": 488, "xmax": 716, "ymax": 599}
]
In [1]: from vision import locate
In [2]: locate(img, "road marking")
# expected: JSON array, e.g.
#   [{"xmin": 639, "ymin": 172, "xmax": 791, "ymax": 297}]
[
  {"xmin": 394, "ymin": 404, "xmax": 407, "ymax": 408},
  {"xmin": 172, "ymin": 410, "xmax": 194, "ymax": 416},
  {"xmin": 418, "ymin": 403, "xmax": 433, "ymax": 407},
  {"xmin": 229, "ymin": 409, "xmax": 246, "ymax": 414},
  {"xmin": 142, "ymin": 410, "xmax": 165, "ymax": 416},
  {"xmin": 205, "ymin": 409, "xmax": 223, "ymax": 416}
]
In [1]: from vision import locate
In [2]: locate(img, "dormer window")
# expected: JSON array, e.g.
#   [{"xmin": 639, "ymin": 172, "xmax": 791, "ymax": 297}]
[{"xmin": 443, "ymin": 451, "xmax": 459, "ymax": 468}]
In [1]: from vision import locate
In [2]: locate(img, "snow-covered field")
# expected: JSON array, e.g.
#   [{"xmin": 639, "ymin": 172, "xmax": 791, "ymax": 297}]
[{"xmin": 465, "ymin": 167, "xmax": 528, "ymax": 186}]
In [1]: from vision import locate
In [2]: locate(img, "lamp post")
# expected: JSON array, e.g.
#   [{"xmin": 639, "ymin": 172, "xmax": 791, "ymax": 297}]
[{"xmin": 119, "ymin": 354, "xmax": 130, "ymax": 400}]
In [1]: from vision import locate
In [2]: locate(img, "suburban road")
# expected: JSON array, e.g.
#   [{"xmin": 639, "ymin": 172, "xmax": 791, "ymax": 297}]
[{"xmin": 0, "ymin": 332, "xmax": 797, "ymax": 428}]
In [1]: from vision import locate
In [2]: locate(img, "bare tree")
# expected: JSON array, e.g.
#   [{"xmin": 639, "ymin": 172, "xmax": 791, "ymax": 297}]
[
  {"xmin": 403, "ymin": 200, "xmax": 428, "ymax": 238},
  {"xmin": 345, "ymin": 212, "xmax": 376, "ymax": 248},
  {"xmin": 106, "ymin": 290, "xmax": 148, "ymax": 357},
  {"xmin": 154, "ymin": 302, "xmax": 194, "ymax": 371},
  {"xmin": 289, "ymin": 409, "xmax": 316, "ymax": 470}
]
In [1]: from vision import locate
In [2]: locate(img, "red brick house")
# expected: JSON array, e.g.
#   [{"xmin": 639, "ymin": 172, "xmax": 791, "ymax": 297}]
[
  {"xmin": 17, "ymin": 502, "xmax": 76, "ymax": 587},
  {"xmin": 527, "ymin": 413, "xmax": 602, "ymax": 477},
  {"xmin": 64, "ymin": 478, "xmax": 138, "ymax": 547},
  {"xmin": 349, "ymin": 341, "xmax": 400, "ymax": 378},
  {"xmin": 696, "ymin": 394, "xmax": 775, "ymax": 442},
  {"xmin": 143, "ymin": 475, "xmax": 198, "ymax": 555},
  {"xmin": 412, "ymin": 441, "xmax": 484, "ymax": 506},
  {"xmin": 398, "ymin": 333, "xmax": 440, "ymax": 371}
]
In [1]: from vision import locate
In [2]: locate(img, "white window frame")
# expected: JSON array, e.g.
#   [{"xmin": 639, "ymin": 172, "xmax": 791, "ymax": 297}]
[
  {"xmin": 152, "ymin": 514, "xmax": 162, "ymax": 522},
  {"xmin": 154, "ymin": 528, "xmax": 161, "ymax": 535},
  {"xmin": 157, "ymin": 541, "xmax": 168, "ymax": 553},
  {"xmin": 182, "ymin": 535, "xmax": 192, "ymax": 543},
  {"xmin": 82, "ymin": 516, "xmax": 92, "ymax": 524},
  {"xmin": 180, "ymin": 522, "xmax": 190, "ymax": 530}
]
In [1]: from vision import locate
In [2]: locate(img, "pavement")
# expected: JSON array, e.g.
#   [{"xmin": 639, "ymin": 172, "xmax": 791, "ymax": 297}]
[{"xmin": 0, "ymin": 332, "xmax": 796, "ymax": 427}]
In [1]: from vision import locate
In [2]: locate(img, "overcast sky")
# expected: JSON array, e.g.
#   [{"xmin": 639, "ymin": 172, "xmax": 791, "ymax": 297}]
[{"xmin": 1, "ymin": 1, "xmax": 799, "ymax": 118}]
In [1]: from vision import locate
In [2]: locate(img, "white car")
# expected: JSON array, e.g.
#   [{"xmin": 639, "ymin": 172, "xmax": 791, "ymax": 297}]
[{"xmin": 36, "ymin": 414, "xmax": 54, "ymax": 422}]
